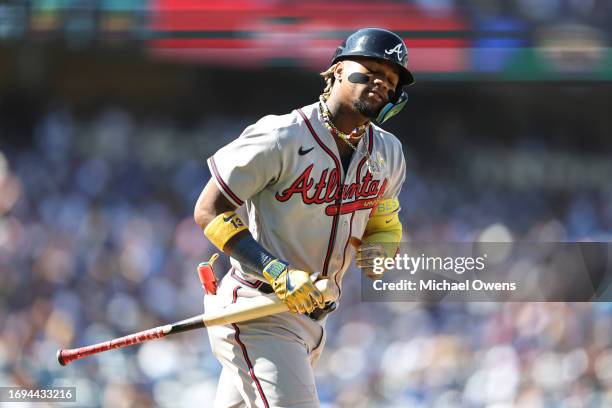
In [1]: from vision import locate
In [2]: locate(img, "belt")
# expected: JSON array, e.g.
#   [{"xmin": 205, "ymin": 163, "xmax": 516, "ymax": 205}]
[
  {"xmin": 258, "ymin": 283, "xmax": 337, "ymax": 321},
  {"xmin": 258, "ymin": 282, "xmax": 274, "ymax": 294}
]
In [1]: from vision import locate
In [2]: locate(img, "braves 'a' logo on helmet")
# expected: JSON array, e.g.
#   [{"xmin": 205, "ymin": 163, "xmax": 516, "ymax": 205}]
[{"xmin": 384, "ymin": 43, "xmax": 405, "ymax": 61}]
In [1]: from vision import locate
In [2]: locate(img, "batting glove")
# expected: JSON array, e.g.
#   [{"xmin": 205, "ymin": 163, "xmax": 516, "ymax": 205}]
[{"xmin": 263, "ymin": 260, "xmax": 325, "ymax": 314}]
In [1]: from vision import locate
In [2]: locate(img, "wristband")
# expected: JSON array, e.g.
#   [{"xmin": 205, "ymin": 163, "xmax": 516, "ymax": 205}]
[
  {"xmin": 203, "ymin": 211, "xmax": 249, "ymax": 252},
  {"xmin": 262, "ymin": 259, "xmax": 289, "ymax": 282}
]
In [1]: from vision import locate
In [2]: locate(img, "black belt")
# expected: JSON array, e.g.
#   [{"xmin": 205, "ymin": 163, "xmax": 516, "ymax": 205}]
[
  {"xmin": 258, "ymin": 282, "xmax": 274, "ymax": 294},
  {"xmin": 258, "ymin": 283, "xmax": 337, "ymax": 321}
]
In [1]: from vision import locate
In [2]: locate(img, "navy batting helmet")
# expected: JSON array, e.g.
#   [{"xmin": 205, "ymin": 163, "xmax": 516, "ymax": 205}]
[
  {"xmin": 332, "ymin": 28, "xmax": 414, "ymax": 123},
  {"xmin": 332, "ymin": 27, "xmax": 414, "ymax": 87}
]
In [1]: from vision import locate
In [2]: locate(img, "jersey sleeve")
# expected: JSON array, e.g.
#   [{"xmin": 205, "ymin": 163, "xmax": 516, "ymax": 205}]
[{"xmin": 207, "ymin": 121, "xmax": 282, "ymax": 207}]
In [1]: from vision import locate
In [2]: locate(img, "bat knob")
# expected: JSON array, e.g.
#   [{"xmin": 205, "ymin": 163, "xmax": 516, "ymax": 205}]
[{"xmin": 57, "ymin": 349, "xmax": 67, "ymax": 366}]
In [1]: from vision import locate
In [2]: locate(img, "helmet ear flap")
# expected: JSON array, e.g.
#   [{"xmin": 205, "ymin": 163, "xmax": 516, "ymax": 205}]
[{"xmin": 376, "ymin": 90, "xmax": 408, "ymax": 124}]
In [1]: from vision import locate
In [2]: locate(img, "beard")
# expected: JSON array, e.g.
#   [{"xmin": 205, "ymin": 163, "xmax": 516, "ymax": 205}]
[{"xmin": 353, "ymin": 100, "xmax": 381, "ymax": 119}]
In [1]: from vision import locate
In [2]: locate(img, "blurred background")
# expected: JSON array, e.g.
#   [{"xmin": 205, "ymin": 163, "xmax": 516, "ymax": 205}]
[{"xmin": 1, "ymin": 0, "xmax": 612, "ymax": 407}]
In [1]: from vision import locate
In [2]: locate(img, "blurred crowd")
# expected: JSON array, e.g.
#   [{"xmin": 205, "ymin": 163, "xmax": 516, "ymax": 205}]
[{"xmin": 0, "ymin": 97, "xmax": 611, "ymax": 407}]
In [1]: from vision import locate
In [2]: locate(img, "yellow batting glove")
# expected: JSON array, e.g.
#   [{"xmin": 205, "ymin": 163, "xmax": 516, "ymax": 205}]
[{"xmin": 263, "ymin": 260, "xmax": 325, "ymax": 314}]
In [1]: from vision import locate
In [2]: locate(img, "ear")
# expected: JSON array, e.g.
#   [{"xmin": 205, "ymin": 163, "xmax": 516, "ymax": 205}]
[{"xmin": 333, "ymin": 62, "xmax": 344, "ymax": 82}]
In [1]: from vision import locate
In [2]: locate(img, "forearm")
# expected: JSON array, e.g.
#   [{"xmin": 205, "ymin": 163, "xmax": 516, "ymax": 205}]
[
  {"xmin": 225, "ymin": 230, "xmax": 282, "ymax": 281},
  {"xmin": 201, "ymin": 209, "xmax": 324, "ymax": 314},
  {"xmin": 195, "ymin": 180, "xmax": 287, "ymax": 281},
  {"xmin": 202, "ymin": 210, "xmax": 289, "ymax": 282}
]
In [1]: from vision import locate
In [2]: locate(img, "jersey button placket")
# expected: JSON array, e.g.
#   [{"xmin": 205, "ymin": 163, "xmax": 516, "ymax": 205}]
[{"xmin": 337, "ymin": 219, "xmax": 349, "ymax": 262}]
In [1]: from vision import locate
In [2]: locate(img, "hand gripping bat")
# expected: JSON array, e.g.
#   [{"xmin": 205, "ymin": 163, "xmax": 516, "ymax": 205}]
[{"xmin": 56, "ymin": 255, "xmax": 338, "ymax": 366}]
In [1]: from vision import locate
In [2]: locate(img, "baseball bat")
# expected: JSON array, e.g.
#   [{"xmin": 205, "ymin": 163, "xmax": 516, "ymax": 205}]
[{"xmin": 57, "ymin": 279, "xmax": 337, "ymax": 366}]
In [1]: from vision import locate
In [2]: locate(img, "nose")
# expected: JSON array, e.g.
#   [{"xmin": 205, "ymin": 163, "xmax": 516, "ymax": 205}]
[{"xmin": 372, "ymin": 76, "xmax": 392, "ymax": 93}]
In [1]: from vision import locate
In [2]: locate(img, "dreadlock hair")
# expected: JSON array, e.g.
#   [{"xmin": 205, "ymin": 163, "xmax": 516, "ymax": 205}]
[{"xmin": 320, "ymin": 62, "xmax": 339, "ymax": 98}]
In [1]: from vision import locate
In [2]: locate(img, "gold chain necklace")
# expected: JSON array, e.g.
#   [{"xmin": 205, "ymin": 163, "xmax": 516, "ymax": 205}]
[
  {"xmin": 318, "ymin": 96, "xmax": 383, "ymax": 176},
  {"xmin": 319, "ymin": 95, "xmax": 369, "ymax": 142}
]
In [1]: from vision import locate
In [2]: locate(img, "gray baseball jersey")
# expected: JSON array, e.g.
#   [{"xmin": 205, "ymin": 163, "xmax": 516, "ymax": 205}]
[
  {"xmin": 205, "ymin": 101, "xmax": 406, "ymax": 407},
  {"xmin": 208, "ymin": 101, "xmax": 406, "ymax": 296}
]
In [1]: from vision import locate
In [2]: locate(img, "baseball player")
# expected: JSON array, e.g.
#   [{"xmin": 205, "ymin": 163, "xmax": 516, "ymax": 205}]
[{"xmin": 194, "ymin": 27, "xmax": 413, "ymax": 407}]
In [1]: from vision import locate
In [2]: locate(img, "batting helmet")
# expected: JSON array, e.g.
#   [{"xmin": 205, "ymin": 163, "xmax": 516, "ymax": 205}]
[{"xmin": 332, "ymin": 28, "xmax": 414, "ymax": 123}]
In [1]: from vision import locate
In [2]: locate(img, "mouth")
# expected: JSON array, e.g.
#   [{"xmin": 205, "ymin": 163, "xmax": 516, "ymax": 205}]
[{"xmin": 366, "ymin": 89, "xmax": 386, "ymax": 104}]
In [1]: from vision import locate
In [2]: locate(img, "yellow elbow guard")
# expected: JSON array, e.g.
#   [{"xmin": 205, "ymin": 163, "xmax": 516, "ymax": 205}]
[
  {"xmin": 364, "ymin": 213, "xmax": 402, "ymax": 241},
  {"xmin": 363, "ymin": 198, "xmax": 403, "ymax": 256},
  {"xmin": 203, "ymin": 211, "xmax": 249, "ymax": 252}
]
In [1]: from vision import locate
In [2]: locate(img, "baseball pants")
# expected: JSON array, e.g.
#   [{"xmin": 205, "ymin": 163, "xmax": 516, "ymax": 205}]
[{"xmin": 204, "ymin": 272, "xmax": 327, "ymax": 408}]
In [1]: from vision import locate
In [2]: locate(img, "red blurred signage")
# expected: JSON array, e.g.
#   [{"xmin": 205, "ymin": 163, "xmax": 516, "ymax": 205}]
[{"xmin": 149, "ymin": 0, "xmax": 469, "ymax": 72}]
